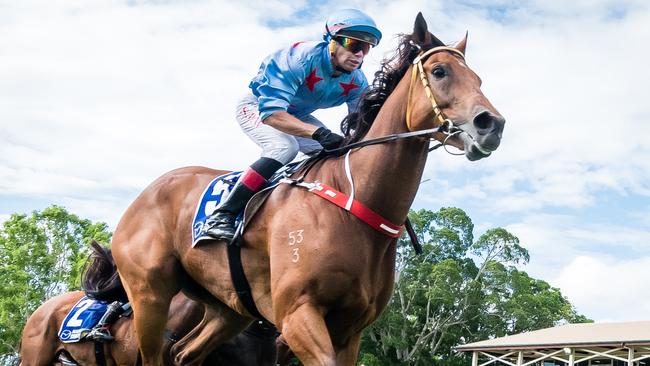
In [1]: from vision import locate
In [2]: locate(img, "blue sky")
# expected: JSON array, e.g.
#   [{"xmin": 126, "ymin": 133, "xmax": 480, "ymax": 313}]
[{"xmin": 1, "ymin": 0, "xmax": 649, "ymax": 323}]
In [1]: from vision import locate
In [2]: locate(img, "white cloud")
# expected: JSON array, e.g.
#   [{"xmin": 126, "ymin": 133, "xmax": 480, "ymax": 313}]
[
  {"xmin": 555, "ymin": 255, "xmax": 650, "ymax": 322},
  {"xmin": 503, "ymin": 213, "xmax": 650, "ymax": 321}
]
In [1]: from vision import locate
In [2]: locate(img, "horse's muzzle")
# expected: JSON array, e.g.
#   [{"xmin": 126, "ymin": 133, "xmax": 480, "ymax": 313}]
[
  {"xmin": 459, "ymin": 110, "xmax": 505, "ymax": 161},
  {"xmin": 474, "ymin": 111, "xmax": 504, "ymax": 142}
]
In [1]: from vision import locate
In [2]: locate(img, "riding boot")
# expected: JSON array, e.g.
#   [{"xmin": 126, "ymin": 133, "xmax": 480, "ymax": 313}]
[
  {"xmin": 200, "ymin": 157, "xmax": 283, "ymax": 242},
  {"xmin": 87, "ymin": 301, "xmax": 123, "ymax": 342}
]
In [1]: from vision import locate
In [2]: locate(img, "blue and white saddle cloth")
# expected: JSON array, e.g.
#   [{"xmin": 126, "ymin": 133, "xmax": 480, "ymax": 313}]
[
  {"xmin": 191, "ymin": 171, "xmax": 243, "ymax": 246},
  {"xmin": 191, "ymin": 161, "xmax": 309, "ymax": 247},
  {"xmin": 58, "ymin": 296, "xmax": 109, "ymax": 343}
]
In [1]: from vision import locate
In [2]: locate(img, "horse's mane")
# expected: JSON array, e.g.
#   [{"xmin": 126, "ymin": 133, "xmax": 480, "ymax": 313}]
[
  {"xmin": 81, "ymin": 240, "xmax": 128, "ymax": 302},
  {"xmin": 340, "ymin": 33, "xmax": 445, "ymax": 144}
]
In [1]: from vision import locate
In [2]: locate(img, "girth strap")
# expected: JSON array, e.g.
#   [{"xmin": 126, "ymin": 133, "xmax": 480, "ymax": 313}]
[
  {"xmin": 227, "ymin": 241, "xmax": 272, "ymax": 325},
  {"xmin": 94, "ymin": 341, "xmax": 106, "ymax": 366}
]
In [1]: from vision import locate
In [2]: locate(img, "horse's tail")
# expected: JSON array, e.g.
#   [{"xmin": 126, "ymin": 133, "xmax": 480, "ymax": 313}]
[{"xmin": 81, "ymin": 240, "xmax": 128, "ymax": 302}]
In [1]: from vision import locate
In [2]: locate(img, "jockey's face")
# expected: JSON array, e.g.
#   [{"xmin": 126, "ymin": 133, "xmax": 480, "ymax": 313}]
[
  {"xmin": 332, "ymin": 37, "xmax": 372, "ymax": 73},
  {"xmin": 332, "ymin": 42, "xmax": 366, "ymax": 72}
]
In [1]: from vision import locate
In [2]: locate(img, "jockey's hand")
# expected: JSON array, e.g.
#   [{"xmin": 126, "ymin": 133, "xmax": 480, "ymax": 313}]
[{"xmin": 312, "ymin": 127, "xmax": 344, "ymax": 150}]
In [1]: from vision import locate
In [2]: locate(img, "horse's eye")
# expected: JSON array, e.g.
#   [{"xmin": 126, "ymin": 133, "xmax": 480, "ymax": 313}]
[{"xmin": 432, "ymin": 67, "xmax": 446, "ymax": 79}]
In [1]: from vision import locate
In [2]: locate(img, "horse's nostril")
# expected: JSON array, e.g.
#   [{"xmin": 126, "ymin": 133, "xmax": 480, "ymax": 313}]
[{"xmin": 473, "ymin": 111, "xmax": 494, "ymax": 131}]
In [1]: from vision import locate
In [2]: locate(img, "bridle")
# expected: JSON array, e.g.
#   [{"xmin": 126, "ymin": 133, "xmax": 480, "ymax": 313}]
[
  {"xmin": 406, "ymin": 45, "xmax": 466, "ymax": 132},
  {"xmin": 323, "ymin": 44, "xmax": 467, "ymax": 157}
]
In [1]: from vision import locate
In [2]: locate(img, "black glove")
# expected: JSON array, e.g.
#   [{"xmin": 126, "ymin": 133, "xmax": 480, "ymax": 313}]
[{"xmin": 311, "ymin": 127, "xmax": 344, "ymax": 150}]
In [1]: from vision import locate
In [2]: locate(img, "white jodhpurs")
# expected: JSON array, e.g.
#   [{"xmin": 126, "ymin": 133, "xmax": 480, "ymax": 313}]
[{"xmin": 235, "ymin": 93, "xmax": 325, "ymax": 165}]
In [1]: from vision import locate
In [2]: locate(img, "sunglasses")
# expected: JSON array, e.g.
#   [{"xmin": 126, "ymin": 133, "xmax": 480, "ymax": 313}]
[{"xmin": 335, "ymin": 36, "xmax": 373, "ymax": 55}]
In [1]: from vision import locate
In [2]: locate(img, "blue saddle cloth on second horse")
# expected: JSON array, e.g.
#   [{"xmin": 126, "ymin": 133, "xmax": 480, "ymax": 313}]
[
  {"xmin": 191, "ymin": 161, "xmax": 306, "ymax": 246},
  {"xmin": 58, "ymin": 296, "xmax": 108, "ymax": 343}
]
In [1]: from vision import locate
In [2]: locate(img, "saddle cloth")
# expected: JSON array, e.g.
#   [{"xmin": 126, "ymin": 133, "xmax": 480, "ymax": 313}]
[
  {"xmin": 58, "ymin": 296, "xmax": 108, "ymax": 343},
  {"xmin": 191, "ymin": 171, "xmax": 243, "ymax": 246},
  {"xmin": 191, "ymin": 161, "xmax": 305, "ymax": 247}
]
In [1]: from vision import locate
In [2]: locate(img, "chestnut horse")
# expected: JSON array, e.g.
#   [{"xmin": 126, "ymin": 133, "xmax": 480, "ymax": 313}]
[
  {"xmin": 19, "ymin": 243, "xmax": 277, "ymax": 366},
  {"xmin": 112, "ymin": 13, "xmax": 505, "ymax": 366}
]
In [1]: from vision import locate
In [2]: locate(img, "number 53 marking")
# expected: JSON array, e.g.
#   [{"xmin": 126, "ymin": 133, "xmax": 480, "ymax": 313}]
[{"xmin": 288, "ymin": 230, "xmax": 304, "ymax": 246}]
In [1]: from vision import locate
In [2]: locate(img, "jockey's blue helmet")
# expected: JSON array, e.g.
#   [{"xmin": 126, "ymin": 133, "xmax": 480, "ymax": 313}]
[{"xmin": 323, "ymin": 9, "xmax": 382, "ymax": 47}]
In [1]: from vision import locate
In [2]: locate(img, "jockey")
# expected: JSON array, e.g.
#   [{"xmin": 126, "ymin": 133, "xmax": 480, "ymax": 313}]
[{"xmin": 198, "ymin": 9, "xmax": 382, "ymax": 242}]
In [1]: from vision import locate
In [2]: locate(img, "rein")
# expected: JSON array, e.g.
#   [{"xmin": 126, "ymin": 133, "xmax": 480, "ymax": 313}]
[{"xmin": 322, "ymin": 122, "xmax": 456, "ymax": 156}]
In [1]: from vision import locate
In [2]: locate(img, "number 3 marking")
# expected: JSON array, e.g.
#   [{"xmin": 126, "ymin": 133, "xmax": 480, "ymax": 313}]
[{"xmin": 292, "ymin": 248, "xmax": 300, "ymax": 263}]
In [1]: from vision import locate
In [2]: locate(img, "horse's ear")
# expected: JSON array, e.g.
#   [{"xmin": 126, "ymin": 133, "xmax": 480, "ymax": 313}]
[
  {"xmin": 455, "ymin": 31, "xmax": 468, "ymax": 54},
  {"xmin": 413, "ymin": 12, "xmax": 429, "ymax": 43},
  {"xmin": 414, "ymin": 13, "xmax": 445, "ymax": 47}
]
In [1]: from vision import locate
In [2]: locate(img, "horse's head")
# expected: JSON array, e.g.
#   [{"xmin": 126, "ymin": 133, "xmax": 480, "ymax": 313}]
[{"xmin": 407, "ymin": 13, "xmax": 505, "ymax": 161}]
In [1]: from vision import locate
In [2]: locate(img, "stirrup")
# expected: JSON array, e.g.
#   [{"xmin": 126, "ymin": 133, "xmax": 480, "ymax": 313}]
[{"xmin": 87, "ymin": 327, "xmax": 114, "ymax": 342}]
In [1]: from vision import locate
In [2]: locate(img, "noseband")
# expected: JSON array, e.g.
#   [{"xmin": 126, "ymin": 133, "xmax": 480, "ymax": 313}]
[{"xmin": 405, "ymin": 46, "xmax": 466, "ymax": 132}]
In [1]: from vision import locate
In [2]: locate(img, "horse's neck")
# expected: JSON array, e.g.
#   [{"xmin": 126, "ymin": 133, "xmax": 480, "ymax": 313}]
[{"xmin": 345, "ymin": 74, "xmax": 429, "ymax": 224}]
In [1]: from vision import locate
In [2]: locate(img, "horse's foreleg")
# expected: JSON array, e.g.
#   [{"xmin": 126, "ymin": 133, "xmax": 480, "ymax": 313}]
[
  {"xmin": 171, "ymin": 300, "xmax": 251, "ymax": 366},
  {"xmin": 335, "ymin": 332, "xmax": 363, "ymax": 366},
  {"xmin": 114, "ymin": 239, "xmax": 181, "ymax": 366},
  {"xmin": 281, "ymin": 303, "xmax": 336, "ymax": 366},
  {"xmin": 132, "ymin": 295, "xmax": 176, "ymax": 365}
]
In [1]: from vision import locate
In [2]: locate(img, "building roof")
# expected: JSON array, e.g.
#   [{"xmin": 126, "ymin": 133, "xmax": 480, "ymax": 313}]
[{"xmin": 457, "ymin": 321, "xmax": 650, "ymax": 351}]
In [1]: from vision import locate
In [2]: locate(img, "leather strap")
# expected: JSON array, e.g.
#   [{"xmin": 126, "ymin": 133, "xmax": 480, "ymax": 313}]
[
  {"xmin": 306, "ymin": 182, "xmax": 403, "ymax": 238},
  {"xmin": 94, "ymin": 341, "xmax": 106, "ymax": 366},
  {"xmin": 227, "ymin": 240, "xmax": 271, "ymax": 325},
  {"xmin": 405, "ymin": 217, "xmax": 422, "ymax": 254},
  {"xmin": 406, "ymin": 46, "xmax": 465, "ymax": 131}
]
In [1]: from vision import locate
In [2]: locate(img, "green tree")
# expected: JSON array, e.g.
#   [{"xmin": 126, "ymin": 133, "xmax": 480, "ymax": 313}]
[
  {"xmin": 359, "ymin": 208, "xmax": 588, "ymax": 365},
  {"xmin": 0, "ymin": 205, "xmax": 111, "ymax": 358},
  {"xmin": 475, "ymin": 262, "xmax": 590, "ymax": 339}
]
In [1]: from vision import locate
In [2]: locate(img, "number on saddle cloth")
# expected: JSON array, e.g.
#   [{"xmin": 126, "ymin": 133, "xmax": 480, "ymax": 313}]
[
  {"xmin": 191, "ymin": 161, "xmax": 307, "ymax": 247},
  {"xmin": 58, "ymin": 296, "xmax": 109, "ymax": 343},
  {"xmin": 191, "ymin": 171, "xmax": 243, "ymax": 246}
]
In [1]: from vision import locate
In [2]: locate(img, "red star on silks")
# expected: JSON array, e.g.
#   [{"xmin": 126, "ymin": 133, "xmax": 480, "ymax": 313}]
[
  {"xmin": 339, "ymin": 77, "xmax": 360, "ymax": 96},
  {"xmin": 305, "ymin": 69, "xmax": 323, "ymax": 92}
]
